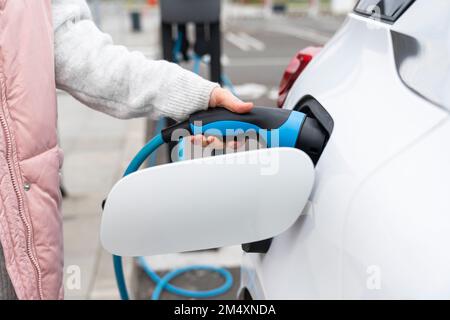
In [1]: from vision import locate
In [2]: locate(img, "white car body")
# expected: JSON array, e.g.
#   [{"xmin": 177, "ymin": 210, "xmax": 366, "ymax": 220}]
[{"xmin": 240, "ymin": 0, "xmax": 450, "ymax": 299}]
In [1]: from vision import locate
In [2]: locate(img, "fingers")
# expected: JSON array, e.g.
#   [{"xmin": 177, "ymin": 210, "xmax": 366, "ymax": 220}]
[
  {"xmin": 226, "ymin": 140, "xmax": 243, "ymax": 150},
  {"xmin": 221, "ymin": 91, "xmax": 254, "ymax": 113},
  {"xmin": 208, "ymin": 136, "xmax": 227, "ymax": 149},
  {"xmin": 189, "ymin": 135, "xmax": 243, "ymax": 150},
  {"xmin": 190, "ymin": 135, "xmax": 223, "ymax": 148},
  {"xmin": 190, "ymin": 135, "xmax": 209, "ymax": 147}
]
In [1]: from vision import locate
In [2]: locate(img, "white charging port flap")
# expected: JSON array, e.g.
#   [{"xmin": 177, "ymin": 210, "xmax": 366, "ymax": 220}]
[{"xmin": 101, "ymin": 148, "xmax": 314, "ymax": 256}]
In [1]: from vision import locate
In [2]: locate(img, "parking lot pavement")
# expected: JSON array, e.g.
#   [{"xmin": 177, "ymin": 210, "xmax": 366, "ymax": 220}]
[
  {"xmin": 59, "ymin": 90, "xmax": 146, "ymax": 299},
  {"xmin": 61, "ymin": 2, "xmax": 344, "ymax": 300},
  {"xmin": 184, "ymin": 7, "xmax": 345, "ymax": 110},
  {"xmin": 220, "ymin": 13, "xmax": 344, "ymax": 108}
]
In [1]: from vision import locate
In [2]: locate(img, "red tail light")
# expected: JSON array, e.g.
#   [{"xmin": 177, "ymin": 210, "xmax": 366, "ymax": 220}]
[{"xmin": 278, "ymin": 46, "xmax": 322, "ymax": 108}]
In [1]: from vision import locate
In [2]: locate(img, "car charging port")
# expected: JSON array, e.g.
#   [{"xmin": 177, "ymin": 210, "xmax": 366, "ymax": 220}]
[
  {"xmin": 242, "ymin": 97, "xmax": 333, "ymax": 254},
  {"xmin": 296, "ymin": 117, "xmax": 327, "ymax": 165}
]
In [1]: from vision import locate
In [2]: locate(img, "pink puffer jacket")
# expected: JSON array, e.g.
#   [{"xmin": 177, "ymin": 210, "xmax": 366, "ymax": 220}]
[
  {"xmin": 0, "ymin": 0, "xmax": 216, "ymax": 300},
  {"xmin": 0, "ymin": 0, "xmax": 64, "ymax": 299}
]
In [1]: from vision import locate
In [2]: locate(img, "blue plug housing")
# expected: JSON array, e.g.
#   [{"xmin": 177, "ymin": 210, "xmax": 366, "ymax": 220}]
[{"xmin": 162, "ymin": 106, "xmax": 327, "ymax": 164}]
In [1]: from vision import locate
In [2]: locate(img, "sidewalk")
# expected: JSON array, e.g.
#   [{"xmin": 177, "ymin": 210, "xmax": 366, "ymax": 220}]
[
  {"xmin": 60, "ymin": 3, "xmax": 159, "ymax": 299},
  {"xmin": 60, "ymin": 92, "xmax": 145, "ymax": 299}
]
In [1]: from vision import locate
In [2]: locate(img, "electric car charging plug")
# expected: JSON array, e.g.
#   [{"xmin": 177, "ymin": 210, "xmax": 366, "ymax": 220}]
[
  {"xmin": 108, "ymin": 106, "xmax": 328, "ymax": 300},
  {"xmin": 161, "ymin": 106, "xmax": 327, "ymax": 165}
]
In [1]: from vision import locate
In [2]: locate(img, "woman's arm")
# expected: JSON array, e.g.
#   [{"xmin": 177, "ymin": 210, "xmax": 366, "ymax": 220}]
[{"xmin": 52, "ymin": 0, "xmax": 220, "ymax": 120}]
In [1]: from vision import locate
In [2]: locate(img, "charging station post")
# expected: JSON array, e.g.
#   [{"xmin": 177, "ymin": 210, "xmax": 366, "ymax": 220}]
[{"xmin": 159, "ymin": 0, "xmax": 222, "ymax": 84}]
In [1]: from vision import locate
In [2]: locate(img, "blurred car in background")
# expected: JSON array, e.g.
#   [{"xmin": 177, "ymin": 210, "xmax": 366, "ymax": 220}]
[{"xmin": 240, "ymin": 0, "xmax": 450, "ymax": 299}]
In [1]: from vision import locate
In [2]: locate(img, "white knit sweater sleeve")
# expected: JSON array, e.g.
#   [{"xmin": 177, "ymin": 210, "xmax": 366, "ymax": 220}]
[{"xmin": 52, "ymin": 0, "xmax": 219, "ymax": 120}]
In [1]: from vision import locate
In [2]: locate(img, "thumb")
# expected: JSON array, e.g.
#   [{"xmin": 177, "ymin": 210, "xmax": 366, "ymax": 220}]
[{"xmin": 210, "ymin": 87, "xmax": 254, "ymax": 113}]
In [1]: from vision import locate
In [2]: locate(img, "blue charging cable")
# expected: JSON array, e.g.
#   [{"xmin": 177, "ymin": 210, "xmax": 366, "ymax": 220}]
[
  {"xmin": 113, "ymin": 133, "xmax": 233, "ymax": 300},
  {"xmin": 113, "ymin": 133, "xmax": 165, "ymax": 300},
  {"xmin": 138, "ymin": 257, "xmax": 233, "ymax": 300},
  {"xmin": 174, "ymin": 32, "xmax": 236, "ymax": 95},
  {"xmin": 192, "ymin": 53, "xmax": 237, "ymax": 96}
]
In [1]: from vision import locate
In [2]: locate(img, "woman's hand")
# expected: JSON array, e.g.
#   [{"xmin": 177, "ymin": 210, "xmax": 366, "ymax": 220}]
[{"xmin": 209, "ymin": 87, "xmax": 253, "ymax": 113}]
